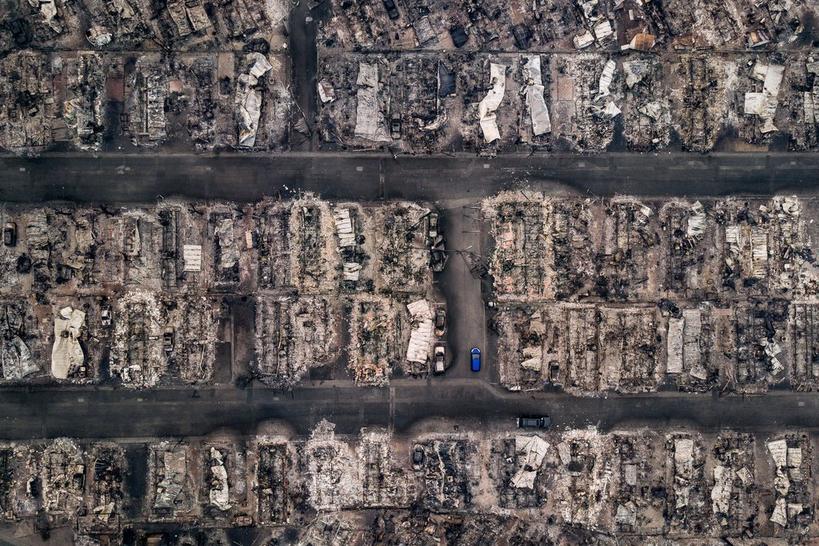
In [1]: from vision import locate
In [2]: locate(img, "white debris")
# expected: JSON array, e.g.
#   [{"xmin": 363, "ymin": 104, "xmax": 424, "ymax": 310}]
[
  {"xmin": 787, "ymin": 447, "xmax": 802, "ymax": 470},
  {"xmin": 510, "ymin": 434, "xmax": 550, "ymax": 489},
  {"xmin": 598, "ymin": 59, "xmax": 616, "ymax": 96},
  {"xmin": 603, "ymin": 101, "xmax": 621, "ymax": 118},
  {"xmin": 51, "ymin": 306, "xmax": 86, "ymax": 380},
  {"xmin": 478, "ymin": 63, "xmax": 507, "ymax": 143},
  {"xmin": 29, "ymin": 0, "xmax": 62, "ymax": 32},
  {"xmin": 517, "ymin": 435, "xmax": 549, "ymax": 467},
  {"xmin": 768, "ymin": 439, "xmax": 791, "ymax": 498},
  {"xmin": 751, "ymin": 227, "xmax": 768, "ymax": 278},
  {"xmin": 522, "ymin": 56, "xmax": 551, "ymax": 136},
  {"xmin": 771, "ymin": 497, "xmax": 788, "ymax": 526},
  {"xmin": 333, "ymin": 208, "xmax": 356, "ymax": 248},
  {"xmin": 744, "ymin": 92, "xmax": 766, "ymax": 115},
  {"xmin": 215, "ymin": 217, "xmax": 239, "ymax": 270},
  {"xmin": 745, "ymin": 62, "xmax": 785, "ymax": 133},
  {"xmin": 687, "ymin": 201, "xmax": 706, "ymax": 239},
  {"xmin": 622, "ymin": 60, "xmax": 650, "ymax": 88},
  {"xmin": 343, "ymin": 262, "xmax": 362, "ymax": 282},
  {"xmin": 736, "ymin": 466, "xmax": 752, "ymax": 486},
  {"xmin": 209, "ymin": 448, "xmax": 230, "ymax": 511},
  {"xmin": 305, "ymin": 420, "xmax": 359, "ymax": 510},
  {"xmin": 86, "ymin": 25, "xmax": 113, "ymax": 47},
  {"xmin": 183, "ymin": 244, "xmax": 202, "ymax": 272},
  {"xmin": 805, "ymin": 91, "xmax": 815, "ymax": 124},
  {"xmin": 406, "ymin": 299, "xmax": 434, "ymax": 364},
  {"xmin": 711, "ymin": 464, "xmax": 732, "ymax": 515},
  {"xmin": 788, "ymin": 503, "xmax": 803, "ymax": 520},
  {"xmin": 236, "ymin": 53, "xmax": 273, "ymax": 147},
  {"xmin": 637, "ymin": 101, "xmax": 663, "ymax": 120},
  {"xmin": 624, "ymin": 463, "xmax": 637, "ymax": 486},
  {"xmin": 318, "ymin": 80, "xmax": 336, "ymax": 104},
  {"xmin": 673, "ymin": 437, "xmax": 694, "ymax": 509},
  {"xmin": 592, "ymin": 20, "xmax": 613, "ymax": 41},
  {"xmin": 573, "ymin": 31, "xmax": 594, "ymax": 49},
  {"xmin": 354, "ymin": 63, "xmax": 390, "ymax": 142},
  {"xmin": 520, "ymin": 345, "xmax": 543, "ymax": 371},
  {"xmin": 666, "ymin": 317, "xmax": 683, "ymax": 374},
  {"xmin": 615, "ymin": 502, "xmax": 637, "ymax": 526}
]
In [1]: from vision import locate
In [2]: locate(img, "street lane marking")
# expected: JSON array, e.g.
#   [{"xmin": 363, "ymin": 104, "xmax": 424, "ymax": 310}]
[{"xmin": 356, "ymin": 166, "xmax": 363, "ymax": 172}]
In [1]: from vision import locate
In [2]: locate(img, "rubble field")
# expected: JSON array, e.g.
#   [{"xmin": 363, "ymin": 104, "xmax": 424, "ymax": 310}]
[
  {"xmin": 316, "ymin": 48, "xmax": 819, "ymax": 153},
  {"xmin": 0, "ymin": 196, "xmax": 445, "ymax": 389},
  {"xmin": 0, "ymin": 0, "xmax": 292, "ymax": 155},
  {"xmin": 0, "ymin": 49, "xmax": 291, "ymax": 154},
  {"xmin": 0, "ymin": 425, "xmax": 816, "ymax": 543},
  {"xmin": 319, "ymin": 0, "xmax": 812, "ymax": 53},
  {"xmin": 3, "ymin": 0, "xmax": 819, "ymax": 155},
  {"xmin": 485, "ymin": 193, "xmax": 819, "ymax": 394}
]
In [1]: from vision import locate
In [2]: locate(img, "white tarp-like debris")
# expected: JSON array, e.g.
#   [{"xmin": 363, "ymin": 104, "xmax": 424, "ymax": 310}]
[
  {"xmin": 667, "ymin": 317, "xmax": 683, "ymax": 374},
  {"xmin": 744, "ymin": 92, "xmax": 766, "ymax": 115},
  {"xmin": 603, "ymin": 101, "xmax": 621, "ymax": 118},
  {"xmin": 598, "ymin": 59, "xmax": 616, "ymax": 96},
  {"xmin": 343, "ymin": 262, "xmax": 362, "ymax": 281},
  {"xmin": 751, "ymin": 227, "xmax": 768, "ymax": 278},
  {"xmin": 236, "ymin": 53, "xmax": 273, "ymax": 147},
  {"xmin": 593, "ymin": 20, "xmax": 613, "ymax": 41},
  {"xmin": 771, "ymin": 497, "xmax": 788, "ymax": 526},
  {"xmin": 334, "ymin": 207, "xmax": 361, "ymax": 281},
  {"xmin": 683, "ymin": 308, "xmax": 704, "ymax": 380},
  {"xmin": 805, "ymin": 91, "xmax": 815, "ymax": 123},
  {"xmin": 767, "ymin": 438, "xmax": 804, "ymax": 526},
  {"xmin": 183, "ymin": 244, "xmax": 202, "ymax": 272},
  {"xmin": 51, "ymin": 306, "xmax": 85, "ymax": 379},
  {"xmin": 318, "ymin": 80, "xmax": 336, "ymax": 103},
  {"xmin": 744, "ymin": 62, "xmax": 785, "ymax": 133},
  {"xmin": 209, "ymin": 448, "xmax": 230, "ymax": 511},
  {"xmin": 573, "ymin": 31, "xmax": 594, "ymax": 49},
  {"xmin": 674, "ymin": 438, "xmax": 694, "ymax": 509},
  {"xmin": 334, "ymin": 208, "xmax": 356, "ymax": 248},
  {"xmin": 29, "ymin": 0, "xmax": 62, "ymax": 32},
  {"xmin": 725, "ymin": 224, "xmax": 741, "ymax": 257},
  {"xmin": 355, "ymin": 63, "xmax": 390, "ymax": 142},
  {"xmin": 687, "ymin": 201, "xmax": 706, "ymax": 239},
  {"xmin": 788, "ymin": 447, "xmax": 802, "ymax": 470},
  {"xmin": 517, "ymin": 435, "xmax": 549, "ymax": 468},
  {"xmin": 86, "ymin": 25, "xmax": 112, "ymax": 47},
  {"xmin": 511, "ymin": 435, "xmax": 549, "ymax": 489},
  {"xmin": 623, "ymin": 60, "xmax": 650, "ymax": 88},
  {"xmin": 215, "ymin": 218, "xmax": 239, "ymax": 270},
  {"xmin": 478, "ymin": 63, "xmax": 506, "ymax": 143},
  {"xmin": 522, "ymin": 56, "xmax": 551, "ymax": 136},
  {"xmin": 711, "ymin": 465, "xmax": 732, "ymax": 515},
  {"xmin": 616, "ymin": 502, "xmax": 637, "ymax": 526},
  {"xmin": 638, "ymin": 101, "xmax": 663, "ymax": 120},
  {"xmin": 406, "ymin": 299, "xmax": 434, "ymax": 363},
  {"xmin": 520, "ymin": 345, "xmax": 543, "ymax": 371}
]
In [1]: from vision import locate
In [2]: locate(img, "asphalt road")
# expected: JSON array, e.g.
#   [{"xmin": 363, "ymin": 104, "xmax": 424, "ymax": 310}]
[
  {"xmin": 3, "ymin": 152, "xmax": 819, "ymax": 204},
  {"xmin": 0, "ymin": 382, "xmax": 817, "ymax": 440},
  {"xmin": 4, "ymin": 151, "xmax": 819, "ymax": 441}
]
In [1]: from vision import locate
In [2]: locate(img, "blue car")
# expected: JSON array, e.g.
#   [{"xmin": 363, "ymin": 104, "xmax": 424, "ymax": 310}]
[{"xmin": 470, "ymin": 347, "xmax": 481, "ymax": 372}]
